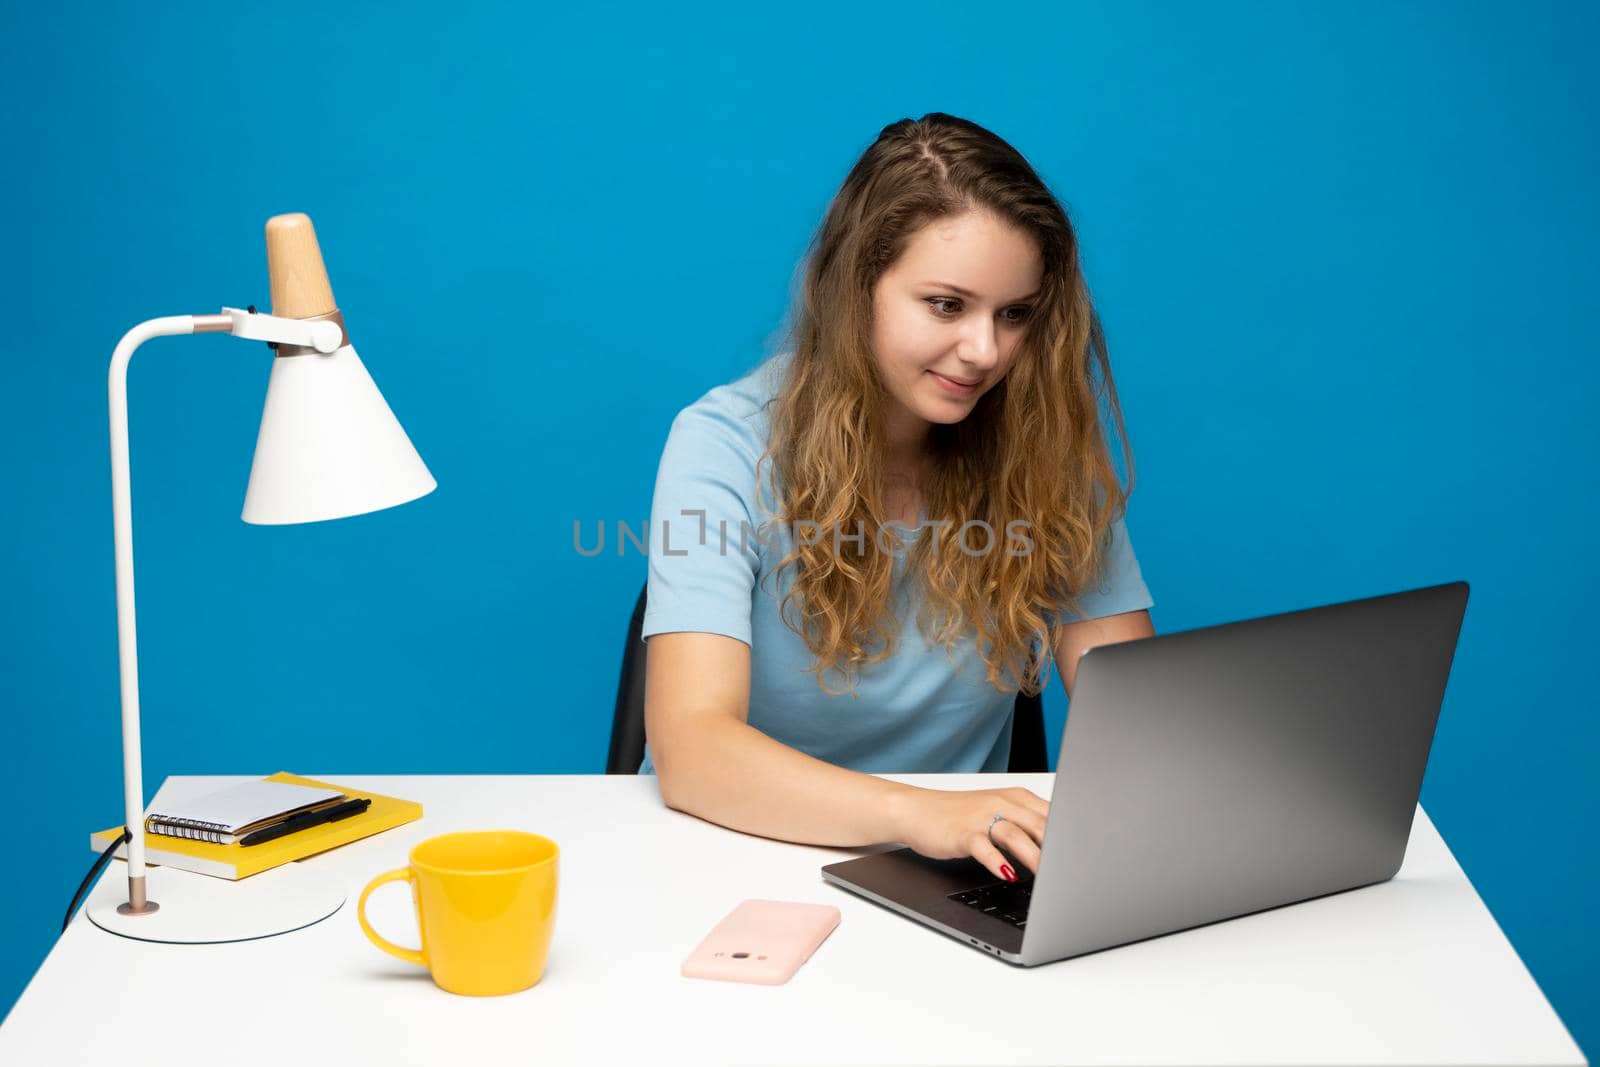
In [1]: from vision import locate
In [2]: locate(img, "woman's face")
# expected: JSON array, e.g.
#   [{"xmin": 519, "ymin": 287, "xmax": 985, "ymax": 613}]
[{"xmin": 870, "ymin": 208, "xmax": 1044, "ymax": 443}]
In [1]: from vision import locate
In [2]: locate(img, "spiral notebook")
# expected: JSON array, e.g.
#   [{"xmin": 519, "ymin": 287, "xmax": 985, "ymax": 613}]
[
  {"xmin": 91, "ymin": 772, "xmax": 424, "ymax": 880},
  {"xmin": 143, "ymin": 779, "xmax": 346, "ymax": 845}
]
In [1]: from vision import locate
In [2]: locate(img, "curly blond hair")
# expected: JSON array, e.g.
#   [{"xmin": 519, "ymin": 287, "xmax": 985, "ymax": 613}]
[{"xmin": 759, "ymin": 112, "xmax": 1136, "ymax": 698}]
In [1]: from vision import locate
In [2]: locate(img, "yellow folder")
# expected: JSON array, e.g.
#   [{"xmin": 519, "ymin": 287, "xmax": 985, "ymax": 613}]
[{"xmin": 90, "ymin": 771, "xmax": 423, "ymax": 881}]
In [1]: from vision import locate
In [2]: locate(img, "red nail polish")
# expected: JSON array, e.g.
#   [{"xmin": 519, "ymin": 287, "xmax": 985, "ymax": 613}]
[{"xmin": 1001, "ymin": 864, "xmax": 1016, "ymax": 882}]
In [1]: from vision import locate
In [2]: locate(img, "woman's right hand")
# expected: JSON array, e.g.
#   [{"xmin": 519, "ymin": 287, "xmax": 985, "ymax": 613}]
[{"xmin": 891, "ymin": 786, "xmax": 1050, "ymax": 883}]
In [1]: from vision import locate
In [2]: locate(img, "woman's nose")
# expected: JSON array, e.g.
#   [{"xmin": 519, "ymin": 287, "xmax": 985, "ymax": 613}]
[{"xmin": 960, "ymin": 320, "xmax": 1000, "ymax": 369}]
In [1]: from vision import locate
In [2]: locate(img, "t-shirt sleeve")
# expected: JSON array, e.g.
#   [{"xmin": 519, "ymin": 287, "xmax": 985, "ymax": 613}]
[
  {"xmin": 1051, "ymin": 515, "xmax": 1155, "ymax": 624},
  {"xmin": 639, "ymin": 404, "xmax": 764, "ymax": 646}
]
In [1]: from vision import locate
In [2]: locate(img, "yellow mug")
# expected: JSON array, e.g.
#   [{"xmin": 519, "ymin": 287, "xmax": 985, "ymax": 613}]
[{"xmin": 357, "ymin": 830, "xmax": 559, "ymax": 996}]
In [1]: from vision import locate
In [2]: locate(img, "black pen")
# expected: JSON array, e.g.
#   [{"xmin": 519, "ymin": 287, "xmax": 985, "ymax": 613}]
[{"xmin": 238, "ymin": 797, "xmax": 372, "ymax": 847}]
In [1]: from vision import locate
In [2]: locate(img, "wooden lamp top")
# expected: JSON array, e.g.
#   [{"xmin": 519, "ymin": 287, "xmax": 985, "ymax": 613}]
[{"xmin": 265, "ymin": 213, "xmax": 337, "ymax": 319}]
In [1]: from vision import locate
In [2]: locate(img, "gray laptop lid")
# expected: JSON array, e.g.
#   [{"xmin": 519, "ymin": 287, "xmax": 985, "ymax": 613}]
[{"xmin": 1017, "ymin": 580, "xmax": 1469, "ymax": 964}]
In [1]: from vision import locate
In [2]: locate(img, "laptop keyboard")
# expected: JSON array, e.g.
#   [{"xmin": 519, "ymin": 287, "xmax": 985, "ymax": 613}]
[{"xmin": 949, "ymin": 876, "xmax": 1034, "ymax": 928}]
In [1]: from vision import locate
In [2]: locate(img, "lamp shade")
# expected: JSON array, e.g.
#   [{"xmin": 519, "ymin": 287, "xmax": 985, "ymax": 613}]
[
  {"xmin": 241, "ymin": 342, "xmax": 436, "ymax": 524},
  {"xmin": 241, "ymin": 212, "xmax": 435, "ymax": 525}
]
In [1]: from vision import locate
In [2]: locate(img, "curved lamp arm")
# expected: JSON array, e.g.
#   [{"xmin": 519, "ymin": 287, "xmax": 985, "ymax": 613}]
[{"xmin": 107, "ymin": 309, "xmax": 347, "ymax": 912}]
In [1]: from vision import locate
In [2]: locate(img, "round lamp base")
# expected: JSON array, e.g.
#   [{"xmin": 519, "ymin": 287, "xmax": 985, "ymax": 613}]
[{"xmin": 86, "ymin": 860, "xmax": 345, "ymax": 944}]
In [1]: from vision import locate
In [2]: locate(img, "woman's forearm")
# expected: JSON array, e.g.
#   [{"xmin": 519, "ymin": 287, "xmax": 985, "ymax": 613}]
[{"xmin": 654, "ymin": 718, "xmax": 919, "ymax": 846}]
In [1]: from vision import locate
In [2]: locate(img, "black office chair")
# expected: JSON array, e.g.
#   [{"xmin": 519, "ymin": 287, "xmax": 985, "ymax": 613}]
[{"xmin": 606, "ymin": 581, "xmax": 1049, "ymax": 774}]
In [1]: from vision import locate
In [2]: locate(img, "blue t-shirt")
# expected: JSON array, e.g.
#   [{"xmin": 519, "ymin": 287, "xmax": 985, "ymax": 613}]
[{"xmin": 638, "ymin": 353, "xmax": 1153, "ymax": 774}]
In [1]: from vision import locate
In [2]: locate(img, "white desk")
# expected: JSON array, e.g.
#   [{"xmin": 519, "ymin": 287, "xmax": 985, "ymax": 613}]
[{"xmin": 2, "ymin": 773, "xmax": 1584, "ymax": 1066}]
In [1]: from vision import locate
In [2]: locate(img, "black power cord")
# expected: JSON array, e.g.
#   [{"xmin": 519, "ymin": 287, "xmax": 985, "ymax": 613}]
[{"xmin": 63, "ymin": 828, "xmax": 131, "ymax": 933}]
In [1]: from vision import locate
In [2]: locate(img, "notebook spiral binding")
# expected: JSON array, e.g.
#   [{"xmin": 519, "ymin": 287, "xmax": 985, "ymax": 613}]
[{"xmin": 145, "ymin": 816, "xmax": 231, "ymax": 844}]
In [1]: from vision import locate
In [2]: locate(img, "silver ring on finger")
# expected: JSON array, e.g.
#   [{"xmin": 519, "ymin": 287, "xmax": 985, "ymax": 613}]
[{"xmin": 987, "ymin": 813, "xmax": 1006, "ymax": 842}]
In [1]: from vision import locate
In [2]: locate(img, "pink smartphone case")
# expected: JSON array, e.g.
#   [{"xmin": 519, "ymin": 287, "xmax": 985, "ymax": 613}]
[{"xmin": 681, "ymin": 899, "xmax": 842, "ymax": 985}]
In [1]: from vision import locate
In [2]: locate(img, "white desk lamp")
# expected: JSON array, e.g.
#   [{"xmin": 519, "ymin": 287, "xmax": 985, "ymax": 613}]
[{"xmin": 84, "ymin": 213, "xmax": 436, "ymax": 944}]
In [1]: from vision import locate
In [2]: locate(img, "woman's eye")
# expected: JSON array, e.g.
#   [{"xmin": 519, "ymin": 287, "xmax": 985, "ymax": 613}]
[
  {"xmin": 925, "ymin": 298, "xmax": 1033, "ymax": 325},
  {"xmin": 1004, "ymin": 305, "xmax": 1033, "ymax": 325}
]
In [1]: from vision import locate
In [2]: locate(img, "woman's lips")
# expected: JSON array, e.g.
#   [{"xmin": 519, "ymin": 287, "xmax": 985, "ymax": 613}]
[{"xmin": 929, "ymin": 370, "xmax": 980, "ymax": 396}]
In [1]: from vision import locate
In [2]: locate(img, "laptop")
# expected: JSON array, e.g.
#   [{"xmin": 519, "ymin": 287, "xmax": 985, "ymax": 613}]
[{"xmin": 821, "ymin": 580, "xmax": 1470, "ymax": 966}]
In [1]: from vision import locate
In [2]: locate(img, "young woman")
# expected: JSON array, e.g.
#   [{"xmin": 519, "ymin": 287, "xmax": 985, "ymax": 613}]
[{"xmin": 640, "ymin": 113, "xmax": 1155, "ymax": 885}]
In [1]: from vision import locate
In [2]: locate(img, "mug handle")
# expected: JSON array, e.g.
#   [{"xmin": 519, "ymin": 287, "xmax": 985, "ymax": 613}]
[{"xmin": 357, "ymin": 867, "xmax": 426, "ymax": 967}]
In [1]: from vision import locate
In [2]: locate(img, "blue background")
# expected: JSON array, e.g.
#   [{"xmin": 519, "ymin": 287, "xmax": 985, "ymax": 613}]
[{"xmin": 1, "ymin": 1, "xmax": 1593, "ymax": 1052}]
